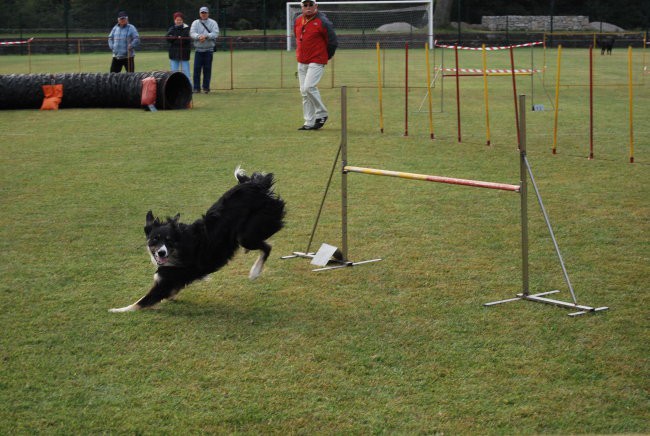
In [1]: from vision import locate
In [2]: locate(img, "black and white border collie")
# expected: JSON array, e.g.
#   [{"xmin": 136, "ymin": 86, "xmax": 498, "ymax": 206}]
[{"xmin": 109, "ymin": 167, "xmax": 286, "ymax": 312}]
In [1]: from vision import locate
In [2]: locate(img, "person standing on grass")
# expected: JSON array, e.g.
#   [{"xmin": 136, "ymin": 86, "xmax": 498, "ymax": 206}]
[
  {"xmin": 166, "ymin": 12, "xmax": 192, "ymax": 85},
  {"xmin": 108, "ymin": 11, "xmax": 140, "ymax": 73},
  {"xmin": 294, "ymin": 0, "xmax": 338, "ymax": 130},
  {"xmin": 190, "ymin": 6, "xmax": 219, "ymax": 94}
]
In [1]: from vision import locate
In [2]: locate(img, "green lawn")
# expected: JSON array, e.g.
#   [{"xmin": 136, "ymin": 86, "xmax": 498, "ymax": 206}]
[{"xmin": 0, "ymin": 48, "xmax": 648, "ymax": 434}]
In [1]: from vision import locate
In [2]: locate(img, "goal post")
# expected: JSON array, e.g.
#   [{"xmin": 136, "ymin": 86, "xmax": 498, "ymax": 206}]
[{"xmin": 286, "ymin": 0, "xmax": 435, "ymax": 51}]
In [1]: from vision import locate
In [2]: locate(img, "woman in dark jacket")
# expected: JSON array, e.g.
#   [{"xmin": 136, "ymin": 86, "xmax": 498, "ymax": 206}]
[{"xmin": 166, "ymin": 12, "xmax": 192, "ymax": 85}]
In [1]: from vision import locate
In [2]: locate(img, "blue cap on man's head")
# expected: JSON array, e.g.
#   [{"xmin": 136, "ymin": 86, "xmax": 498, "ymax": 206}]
[{"xmin": 117, "ymin": 11, "xmax": 128, "ymax": 18}]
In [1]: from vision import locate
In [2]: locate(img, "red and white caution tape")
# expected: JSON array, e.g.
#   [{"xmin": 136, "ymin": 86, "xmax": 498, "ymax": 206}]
[
  {"xmin": 435, "ymin": 41, "xmax": 543, "ymax": 51},
  {"xmin": 0, "ymin": 38, "xmax": 34, "ymax": 46},
  {"xmin": 438, "ymin": 67, "xmax": 542, "ymax": 74}
]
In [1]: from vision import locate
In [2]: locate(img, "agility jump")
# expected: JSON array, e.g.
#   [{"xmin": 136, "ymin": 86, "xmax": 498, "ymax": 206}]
[
  {"xmin": 285, "ymin": 86, "xmax": 608, "ymax": 317},
  {"xmin": 430, "ymin": 41, "xmax": 543, "ymax": 145}
]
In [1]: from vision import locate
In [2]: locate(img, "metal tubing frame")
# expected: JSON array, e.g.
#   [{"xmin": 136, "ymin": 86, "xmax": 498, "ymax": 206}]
[
  {"xmin": 519, "ymin": 95, "xmax": 530, "ymax": 296},
  {"xmin": 341, "ymin": 86, "xmax": 349, "ymax": 262},
  {"xmin": 286, "ymin": 1, "xmax": 435, "ymax": 51},
  {"xmin": 281, "ymin": 86, "xmax": 382, "ymax": 270},
  {"xmin": 484, "ymin": 94, "xmax": 608, "ymax": 316},
  {"xmin": 284, "ymin": 89, "xmax": 608, "ymax": 316}
]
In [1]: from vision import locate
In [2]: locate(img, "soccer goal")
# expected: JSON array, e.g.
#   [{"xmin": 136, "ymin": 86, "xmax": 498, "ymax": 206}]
[{"xmin": 286, "ymin": 0, "xmax": 434, "ymax": 51}]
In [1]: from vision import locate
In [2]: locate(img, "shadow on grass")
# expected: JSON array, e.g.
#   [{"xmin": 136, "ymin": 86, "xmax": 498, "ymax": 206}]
[{"xmin": 121, "ymin": 295, "xmax": 287, "ymax": 325}]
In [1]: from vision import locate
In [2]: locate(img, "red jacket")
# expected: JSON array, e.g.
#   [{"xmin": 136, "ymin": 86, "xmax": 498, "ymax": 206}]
[{"xmin": 294, "ymin": 12, "xmax": 338, "ymax": 65}]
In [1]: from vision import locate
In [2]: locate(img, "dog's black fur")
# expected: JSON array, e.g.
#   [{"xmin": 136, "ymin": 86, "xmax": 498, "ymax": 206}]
[
  {"xmin": 599, "ymin": 37, "xmax": 615, "ymax": 55},
  {"xmin": 109, "ymin": 167, "xmax": 286, "ymax": 312}
]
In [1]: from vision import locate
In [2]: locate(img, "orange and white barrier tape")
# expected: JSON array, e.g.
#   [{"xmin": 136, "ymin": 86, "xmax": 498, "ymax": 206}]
[
  {"xmin": 435, "ymin": 41, "xmax": 543, "ymax": 50},
  {"xmin": 0, "ymin": 38, "xmax": 34, "ymax": 46},
  {"xmin": 438, "ymin": 67, "xmax": 542, "ymax": 74}
]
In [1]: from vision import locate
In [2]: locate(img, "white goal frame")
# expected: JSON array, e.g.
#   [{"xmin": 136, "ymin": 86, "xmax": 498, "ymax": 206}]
[{"xmin": 286, "ymin": 0, "xmax": 434, "ymax": 51}]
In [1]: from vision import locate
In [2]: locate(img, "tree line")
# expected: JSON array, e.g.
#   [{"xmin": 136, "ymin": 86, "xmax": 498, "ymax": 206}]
[{"xmin": 2, "ymin": 0, "xmax": 648, "ymax": 32}]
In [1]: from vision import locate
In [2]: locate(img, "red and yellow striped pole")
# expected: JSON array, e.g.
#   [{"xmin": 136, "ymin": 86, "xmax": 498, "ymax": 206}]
[{"xmin": 343, "ymin": 165, "xmax": 520, "ymax": 192}]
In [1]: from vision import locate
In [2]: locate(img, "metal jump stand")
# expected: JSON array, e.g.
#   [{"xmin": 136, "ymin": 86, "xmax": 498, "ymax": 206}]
[
  {"xmin": 281, "ymin": 86, "xmax": 383, "ymax": 271},
  {"xmin": 483, "ymin": 94, "xmax": 608, "ymax": 316},
  {"xmin": 284, "ymin": 88, "xmax": 608, "ymax": 316}
]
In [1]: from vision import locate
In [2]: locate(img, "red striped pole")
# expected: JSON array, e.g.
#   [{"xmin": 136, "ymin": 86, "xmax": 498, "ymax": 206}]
[
  {"xmin": 455, "ymin": 44, "xmax": 461, "ymax": 142},
  {"xmin": 404, "ymin": 42, "xmax": 409, "ymax": 136},
  {"xmin": 510, "ymin": 46, "xmax": 521, "ymax": 149},
  {"xmin": 589, "ymin": 45, "xmax": 594, "ymax": 160}
]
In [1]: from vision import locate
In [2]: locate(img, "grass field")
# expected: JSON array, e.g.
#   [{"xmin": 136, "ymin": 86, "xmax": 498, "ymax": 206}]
[{"xmin": 0, "ymin": 48, "xmax": 648, "ymax": 434}]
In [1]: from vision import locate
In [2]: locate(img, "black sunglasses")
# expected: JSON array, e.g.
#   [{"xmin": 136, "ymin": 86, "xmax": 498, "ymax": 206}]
[{"xmin": 302, "ymin": 2, "xmax": 315, "ymax": 6}]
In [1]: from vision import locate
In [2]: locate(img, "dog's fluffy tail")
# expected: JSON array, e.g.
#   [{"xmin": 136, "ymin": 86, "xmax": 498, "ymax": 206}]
[
  {"xmin": 234, "ymin": 165, "xmax": 249, "ymax": 184},
  {"xmin": 234, "ymin": 166, "xmax": 275, "ymax": 189}
]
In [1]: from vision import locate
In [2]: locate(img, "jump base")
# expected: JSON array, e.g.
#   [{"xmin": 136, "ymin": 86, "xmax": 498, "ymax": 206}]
[
  {"xmin": 281, "ymin": 251, "xmax": 382, "ymax": 272},
  {"xmin": 484, "ymin": 290, "xmax": 609, "ymax": 316}
]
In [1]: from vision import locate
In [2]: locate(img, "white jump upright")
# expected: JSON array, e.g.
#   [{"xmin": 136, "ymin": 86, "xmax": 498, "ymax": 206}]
[{"xmin": 286, "ymin": 87, "xmax": 608, "ymax": 316}]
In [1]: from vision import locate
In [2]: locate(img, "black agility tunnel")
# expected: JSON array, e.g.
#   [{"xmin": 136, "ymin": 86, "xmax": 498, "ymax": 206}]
[{"xmin": 0, "ymin": 71, "xmax": 192, "ymax": 110}]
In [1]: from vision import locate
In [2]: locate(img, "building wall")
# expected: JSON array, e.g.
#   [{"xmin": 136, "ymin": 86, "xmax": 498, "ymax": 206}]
[{"xmin": 481, "ymin": 16, "xmax": 590, "ymax": 31}]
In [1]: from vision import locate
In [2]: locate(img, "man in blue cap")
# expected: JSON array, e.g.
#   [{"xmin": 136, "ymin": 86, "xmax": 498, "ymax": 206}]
[{"xmin": 108, "ymin": 11, "xmax": 140, "ymax": 72}]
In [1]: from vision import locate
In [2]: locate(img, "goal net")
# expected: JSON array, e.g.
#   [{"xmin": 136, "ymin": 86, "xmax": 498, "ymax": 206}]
[{"xmin": 286, "ymin": 1, "xmax": 434, "ymax": 50}]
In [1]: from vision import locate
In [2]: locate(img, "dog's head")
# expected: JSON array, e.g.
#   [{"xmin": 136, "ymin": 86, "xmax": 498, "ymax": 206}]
[{"xmin": 144, "ymin": 210, "xmax": 181, "ymax": 267}]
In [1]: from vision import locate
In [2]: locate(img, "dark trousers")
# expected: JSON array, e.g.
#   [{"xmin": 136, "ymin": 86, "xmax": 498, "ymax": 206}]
[
  {"xmin": 110, "ymin": 57, "xmax": 135, "ymax": 73},
  {"xmin": 193, "ymin": 51, "xmax": 213, "ymax": 91}
]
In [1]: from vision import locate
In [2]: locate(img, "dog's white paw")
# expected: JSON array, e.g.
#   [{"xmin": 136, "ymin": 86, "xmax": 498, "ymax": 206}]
[
  {"xmin": 249, "ymin": 256, "xmax": 265, "ymax": 280},
  {"xmin": 108, "ymin": 304, "xmax": 139, "ymax": 313}
]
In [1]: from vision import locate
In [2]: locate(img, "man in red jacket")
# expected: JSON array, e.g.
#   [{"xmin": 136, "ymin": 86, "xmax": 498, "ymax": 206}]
[{"xmin": 294, "ymin": 0, "xmax": 338, "ymax": 130}]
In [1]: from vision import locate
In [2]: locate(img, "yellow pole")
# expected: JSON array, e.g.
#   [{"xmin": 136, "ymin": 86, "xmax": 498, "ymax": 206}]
[
  {"xmin": 552, "ymin": 45, "xmax": 562, "ymax": 154},
  {"xmin": 628, "ymin": 45, "xmax": 634, "ymax": 163},
  {"xmin": 377, "ymin": 42, "xmax": 384, "ymax": 134},
  {"xmin": 643, "ymin": 32, "xmax": 647, "ymax": 85},
  {"xmin": 482, "ymin": 43, "xmax": 491, "ymax": 146},
  {"xmin": 78, "ymin": 39, "xmax": 82, "ymax": 72},
  {"xmin": 425, "ymin": 42, "xmax": 434, "ymax": 139}
]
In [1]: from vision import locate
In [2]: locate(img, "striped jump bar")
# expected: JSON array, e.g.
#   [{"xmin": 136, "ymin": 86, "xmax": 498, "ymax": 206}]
[{"xmin": 343, "ymin": 166, "xmax": 520, "ymax": 192}]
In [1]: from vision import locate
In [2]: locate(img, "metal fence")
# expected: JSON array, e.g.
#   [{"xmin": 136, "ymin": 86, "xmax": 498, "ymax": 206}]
[{"xmin": 1, "ymin": 32, "xmax": 647, "ymax": 90}]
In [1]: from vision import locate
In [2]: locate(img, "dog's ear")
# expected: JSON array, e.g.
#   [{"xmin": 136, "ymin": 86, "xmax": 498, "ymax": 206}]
[
  {"xmin": 145, "ymin": 210, "xmax": 157, "ymax": 235},
  {"xmin": 164, "ymin": 213, "xmax": 181, "ymax": 229}
]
